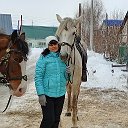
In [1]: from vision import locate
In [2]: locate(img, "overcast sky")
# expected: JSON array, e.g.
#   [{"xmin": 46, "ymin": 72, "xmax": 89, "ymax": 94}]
[{"xmin": 0, "ymin": 0, "xmax": 128, "ymax": 28}]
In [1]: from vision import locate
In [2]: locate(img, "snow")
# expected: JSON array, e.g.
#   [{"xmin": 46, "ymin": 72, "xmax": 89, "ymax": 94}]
[
  {"xmin": 25, "ymin": 48, "xmax": 128, "ymax": 91},
  {"xmin": 28, "ymin": 48, "xmax": 128, "ymax": 91},
  {"xmin": 82, "ymin": 50, "xmax": 128, "ymax": 91},
  {"xmin": 0, "ymin": 48, "xmax": 128, "ymax": 128}
]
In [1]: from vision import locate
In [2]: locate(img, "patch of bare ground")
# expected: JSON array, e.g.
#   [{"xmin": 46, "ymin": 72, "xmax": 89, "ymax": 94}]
[
  {"xmin": 0, "ymin": 85, "xmax": 128, "ymax": 128},
  {"xmin": 61, "ymin": 87, "xmax": 128, "ymax": 128}
]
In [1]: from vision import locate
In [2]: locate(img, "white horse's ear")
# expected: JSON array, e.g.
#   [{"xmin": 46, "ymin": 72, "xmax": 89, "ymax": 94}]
[
  {"xmin": 74, "ymin": 16, "xmax": 82, "ymax": 26},
  {"xmin": 56, "ymin": 14, "xmax": 63, "ymax": 23}
]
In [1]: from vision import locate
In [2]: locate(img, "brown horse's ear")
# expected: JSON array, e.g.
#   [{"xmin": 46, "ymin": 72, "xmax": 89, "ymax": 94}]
[
  {"xmin": 11, "ymin": 30, "xmax": 18, "ymax": 42},
  {"xmin": 20, "ymin": 32, "xmax": 25, "ymax": 41}
]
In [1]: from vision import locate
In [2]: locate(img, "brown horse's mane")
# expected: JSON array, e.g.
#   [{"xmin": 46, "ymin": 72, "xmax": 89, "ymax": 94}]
[{"xmin": 14, "ymin": 34, "xmax": 29, "ymax": 57}]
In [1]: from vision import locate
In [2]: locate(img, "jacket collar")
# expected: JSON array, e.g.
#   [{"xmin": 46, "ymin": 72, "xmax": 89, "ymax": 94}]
[{"xmin": 49, "ymin": 52, "xmax": 59, "ymax": 57}]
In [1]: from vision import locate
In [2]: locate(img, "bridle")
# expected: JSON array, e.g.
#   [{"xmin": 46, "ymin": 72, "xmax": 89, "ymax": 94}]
[
  {"xmin": 0, "ymin": 38, "xmax": 27, "ymax": 88},
  {"xmin": 0, "ymin": 34, "xmax": 28, "ymax": 113},
  {"xmin": 59, "ymin": 34, "xmax": 78, "ymax": 84}
]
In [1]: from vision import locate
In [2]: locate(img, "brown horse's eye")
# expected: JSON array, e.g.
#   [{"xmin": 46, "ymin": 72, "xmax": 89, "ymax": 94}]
[{"xmin": 14, "ymin": 58, "xmax": 20, "ymax": 62}]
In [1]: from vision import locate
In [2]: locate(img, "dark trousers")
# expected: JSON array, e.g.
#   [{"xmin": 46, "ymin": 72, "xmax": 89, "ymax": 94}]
[{"xmin": 40, "ymin": 95, "xmax": 65, "ymax": 128}]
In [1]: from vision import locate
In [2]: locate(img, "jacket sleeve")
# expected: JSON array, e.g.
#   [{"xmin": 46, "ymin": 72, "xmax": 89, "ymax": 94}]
[{"xmin": 35, "ymin": 55, "xmax": 45, "ymax": 95}]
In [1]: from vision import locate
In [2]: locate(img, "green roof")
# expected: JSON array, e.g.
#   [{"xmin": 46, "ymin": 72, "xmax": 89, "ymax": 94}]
[{"xmin": 22, "ymin": 25, "xmax": 57, "ymax": 39}]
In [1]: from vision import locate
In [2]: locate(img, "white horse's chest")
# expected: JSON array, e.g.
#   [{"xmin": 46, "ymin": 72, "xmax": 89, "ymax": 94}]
[{"xmin": 69, "ymin": 47, "xmax": 82, "ymax": 82}]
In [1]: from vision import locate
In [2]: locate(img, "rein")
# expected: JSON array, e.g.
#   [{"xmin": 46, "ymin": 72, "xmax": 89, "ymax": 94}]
[
  {"xmin": 2, "ymin": 95, "xmax": 12, "ymax": 113},
  {"xmin": 67, "ymin": 47, "xmax": 75, "ymax": 84}
]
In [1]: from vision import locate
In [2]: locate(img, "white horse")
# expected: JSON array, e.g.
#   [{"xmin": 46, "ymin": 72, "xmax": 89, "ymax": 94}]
[{"xmin": 56, "ymin": 14, "xmax": 86, "ymax": 128}]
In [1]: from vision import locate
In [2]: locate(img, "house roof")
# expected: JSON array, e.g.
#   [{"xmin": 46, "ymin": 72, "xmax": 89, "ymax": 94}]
[
  {"xmin": 22, "ymin": 25, "xmax": 57, "ymax": 39},
  {"xmin": 0, "ymin": 14, "xmax": 13, "ymax": 35},
  {"xmin": 103, "ymin": 19, "xmax": 123, "ymax": 26}
]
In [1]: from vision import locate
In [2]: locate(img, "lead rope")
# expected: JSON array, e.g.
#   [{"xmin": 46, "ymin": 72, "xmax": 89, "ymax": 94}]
[
  {"xmin": 2, "ymin": 94, "xmax": 12, "ymax": 113},
  {"xmin": 66, "ymin": 57, "xmax": 72, "ymax": 84},
  {"xmin": 67, "ymin": 42, "xmax": 76, "ymax": 84}
]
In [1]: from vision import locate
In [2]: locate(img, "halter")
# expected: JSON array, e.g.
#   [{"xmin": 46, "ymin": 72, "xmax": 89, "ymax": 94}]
[{"xmin": 0, "ymin": 39, "xmax": 27, "ymax": 88}]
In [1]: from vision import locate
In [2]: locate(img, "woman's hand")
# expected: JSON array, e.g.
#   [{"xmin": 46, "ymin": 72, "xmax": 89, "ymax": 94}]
[
  {"xmin": 39, "ymin": 95, "xmax": 47, "ymax": 106},
  {"xmin": 66, "ymin": 66, "xmax": 71, "ymax": 74}
]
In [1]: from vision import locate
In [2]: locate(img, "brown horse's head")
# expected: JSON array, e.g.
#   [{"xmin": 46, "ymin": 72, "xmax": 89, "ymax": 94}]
[{"xmin": 0, "ymin": 30, "xmax": 29, "ymax": 97}]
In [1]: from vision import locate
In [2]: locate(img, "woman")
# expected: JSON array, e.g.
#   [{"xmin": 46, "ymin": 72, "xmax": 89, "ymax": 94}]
[{"xmin": 35, "ymin": 36, "xmax": 69, "ymax": 128}]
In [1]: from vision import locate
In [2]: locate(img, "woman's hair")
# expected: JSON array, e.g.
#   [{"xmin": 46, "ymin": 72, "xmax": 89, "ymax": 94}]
[
  {"xmin": 41, "ymin": 48, "xmax": 50, "ymax": 57},
  {"xmin": 41, "ymin": 45, "xmax": 61, "ymax": 57}
]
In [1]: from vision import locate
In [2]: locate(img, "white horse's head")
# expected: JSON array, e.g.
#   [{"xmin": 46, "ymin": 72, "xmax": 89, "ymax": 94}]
[{"xmin": 56, "ymin": 14, "xmax": 82, "ymax": 61}]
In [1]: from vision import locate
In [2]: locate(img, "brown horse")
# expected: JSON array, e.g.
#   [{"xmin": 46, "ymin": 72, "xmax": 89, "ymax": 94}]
[
  {"xmin": 56, "ymin": 14, "xmax": 86, "ymax": 128},
  {"xmin": 0, "ymin": 30, "xmax": 29, "ymax": 98}
]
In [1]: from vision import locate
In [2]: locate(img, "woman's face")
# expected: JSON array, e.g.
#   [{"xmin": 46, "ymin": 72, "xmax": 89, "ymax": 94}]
[{"xmin": 48, "ymin": 41, "xmax": 59, "ymax": 52}]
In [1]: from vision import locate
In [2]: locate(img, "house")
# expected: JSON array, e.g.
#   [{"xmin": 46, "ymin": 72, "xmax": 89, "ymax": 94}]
[
  {"xmin": 118, "ymin": 11, "xmax": 128, "ymax": 44},
  {"xmin": 103, "ymin": 19, "xmax": 123, "ymax": 27},
  {"xmin": 0, "ymin": 14, "xmax": 13, "ymax": 34},
  {"xmin": 22, "ymin": 25, "xmax": 57, "ymax": 48},
  {"xmin": 101, "ymin": 19, "xmax": 123, "ymax": 40},
  {"xmin": 99, "ymin": 19, "xmax": 123, "ymax": 60},
  {"xmin": 118, "ymin": 11, "xmax": 128, "ymax": 63}
]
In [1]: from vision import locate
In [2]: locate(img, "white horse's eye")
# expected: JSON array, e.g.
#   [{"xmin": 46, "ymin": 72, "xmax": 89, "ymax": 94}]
[
  {"xmin": 61, "ymin": 42, "xmax": 65, "ymax": 46},
  {"xmin": 73, "ymin": 32, "xmax": 75, "ymax": 35},
  {"xmin": 64, "ymin": 26, "xmax": 68, "ymax": 31}
]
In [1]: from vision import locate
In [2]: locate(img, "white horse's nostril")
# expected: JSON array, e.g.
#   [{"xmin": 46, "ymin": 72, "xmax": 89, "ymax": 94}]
[
  {"xmin": 60, "ymin": 52, "xmax": 68, "ymax": 56},
  {"xmin": 60, "ymin": 53, "xmax": 68, "ymax": 62}
]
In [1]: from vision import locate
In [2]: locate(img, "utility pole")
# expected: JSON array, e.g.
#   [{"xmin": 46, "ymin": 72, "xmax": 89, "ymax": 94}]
[
  {"xmin": 90, "ymin": 0, "xmax": 93, "ymax": 51},
  {"xmin": 17, "ymin": 20, "xmax": 20, "ymax": 32},
  {"xmin": 19, "ymin": 15, "xmax": 23, "ymax": 34},
  {"xmin": 78, "ymin": 3, "xmax": 81, "ymax": 37}
]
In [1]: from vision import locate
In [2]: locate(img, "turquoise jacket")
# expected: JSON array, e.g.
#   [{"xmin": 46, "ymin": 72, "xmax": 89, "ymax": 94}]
[{"xmin": 35, "ymin": 52, "xmax": 67, "ymax": 97}]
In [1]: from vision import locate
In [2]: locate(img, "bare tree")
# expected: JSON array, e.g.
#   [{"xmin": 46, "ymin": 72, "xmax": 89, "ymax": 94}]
[
  {"xmin": 111, "ymin": 10, "xmax": 124, "ymax": 19},
  {"xmin": 81, "ymin": 0, "xmax": 105, "ymax": 50},
  {"xmin": 102, "ymin": 10, "xmax": 125, "ymax": 60},
  {"xmin": 76, "ymin": 1, "xmax": 125, "ymax": 61}
]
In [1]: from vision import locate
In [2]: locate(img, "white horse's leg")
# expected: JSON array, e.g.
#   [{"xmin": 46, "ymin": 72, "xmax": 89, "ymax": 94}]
[
  {"xmin": 65, "ymin": 83, "xmax": 72, "ymax": 116},
  {"xmin": 71, "ymin": 83, "xmax": 80, "ymax": 128},
  {"xmin": 71, "ymin": 94, "xmax": 78, "ymax": 128}
]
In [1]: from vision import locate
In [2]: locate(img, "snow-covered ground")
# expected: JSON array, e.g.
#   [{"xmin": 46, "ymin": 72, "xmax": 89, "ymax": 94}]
[
  {"xmin": 0, "ymin": 48, "xmax": 128, "ymax": 128},
  {"xmin": 83, "ymin": 51, "xmax": 128, "ymax": 91}
]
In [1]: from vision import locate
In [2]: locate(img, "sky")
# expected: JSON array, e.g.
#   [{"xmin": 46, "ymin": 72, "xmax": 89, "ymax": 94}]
[{"xmin": 0, "ymin": 0, "xmax": 128, "ymax": 28}]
